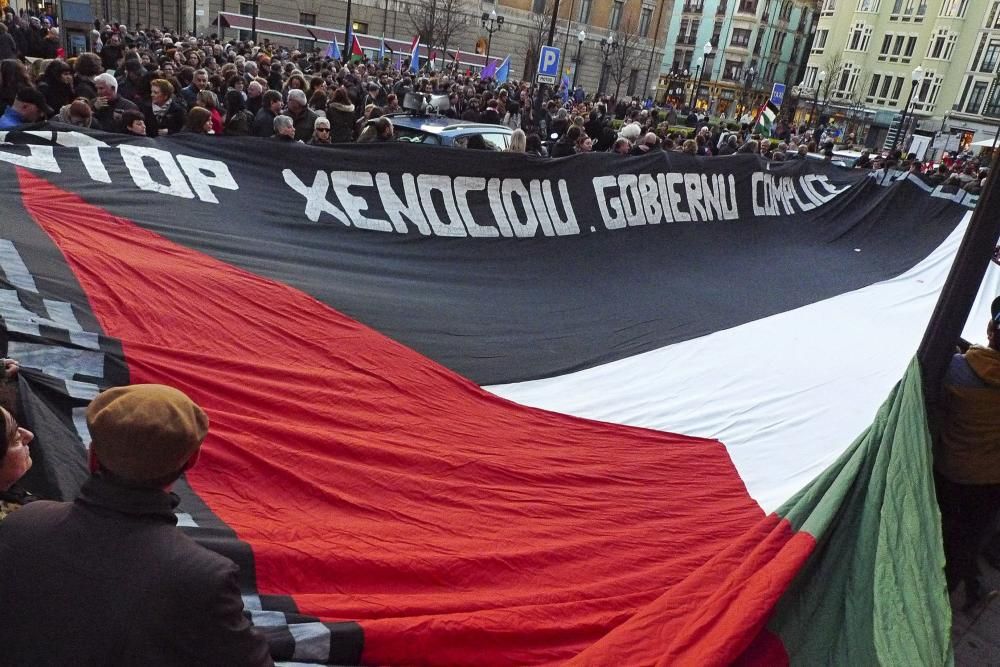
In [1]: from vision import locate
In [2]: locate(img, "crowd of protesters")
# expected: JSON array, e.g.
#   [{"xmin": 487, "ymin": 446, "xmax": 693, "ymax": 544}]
[{"xmin": 0, "ymin": 8, "xmax": 992, "ymax": 189}]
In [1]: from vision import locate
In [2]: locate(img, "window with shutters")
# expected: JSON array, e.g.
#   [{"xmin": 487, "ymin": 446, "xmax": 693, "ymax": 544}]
[
  {"xmin": 846, "ymin": 22, "xmax": 872, "ymax": 52},
  {"xmin": 984, "ymin": 83, "xmax": 1000, "ymax": 117},
  {"xmin": 913, "ymin": 71, "xmax": 941, "ymax": 111},
  {"xmin": 965, "ymin": 81, "xmax": 987, "ymax": 114},
  {"xmin": 609, "ymin": 0, "xmax": 625, "ymax": 29},
  {"xmin": 639, "ymin": 6, "xmax": 653, "ymax": 37},
  {"xmin": 926, "ymin": 28, "xmax": 956, "ymax": 60},
  {"xmin": 811, "ymin": 28, "xmax": 828, "ymax": 54},
  {"xmin": 980, "ymin": 39, "xmax": 1000, "ymax": 73},
  {"xmin": 938, "ymin": 0, "xmax": 967, "ymax": 17}
]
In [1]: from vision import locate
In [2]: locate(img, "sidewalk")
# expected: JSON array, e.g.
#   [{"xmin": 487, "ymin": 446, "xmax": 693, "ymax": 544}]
[{"xmin": 953, "ymin": 558, "xmax": 1000, "ymax": 664}]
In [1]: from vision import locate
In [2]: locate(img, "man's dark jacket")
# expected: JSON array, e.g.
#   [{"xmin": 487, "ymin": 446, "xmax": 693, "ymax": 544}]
[
  {"xmin": 252, "ymin": 106, "xmax": 277, "ymax": 137},
  {"xmin": 94, "ymin": 95, "xmax": 139, "ymax": 133},
  {"xmin": 0, "ymin": 474, "xmax": 272, "ymax": 666}
]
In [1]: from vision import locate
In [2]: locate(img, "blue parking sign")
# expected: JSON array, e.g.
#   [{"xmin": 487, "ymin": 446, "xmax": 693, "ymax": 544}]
[
  {"xmin": 538, "ymin": 45, "xmax": 561, "ymax": 77},
  {"xmin": 770, "ymin": 83, "xmax": 786, "ymax": 106}
]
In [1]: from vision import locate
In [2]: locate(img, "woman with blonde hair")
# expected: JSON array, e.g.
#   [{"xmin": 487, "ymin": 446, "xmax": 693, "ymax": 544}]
[{"xmin": 506, "ymin": 128, "xmax": 527, "ymax": 153}]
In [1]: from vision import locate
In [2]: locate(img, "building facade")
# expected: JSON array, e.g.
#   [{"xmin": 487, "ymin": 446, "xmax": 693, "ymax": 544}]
[
  {"xmin": 655, "ymin": 0, "xmax": 818, "ymax": 117},
  {"xmin": 947, "ymin": 0, "xmax": 1000, "ymax": 150},
  {"xmin": 84, "ymin": 0, "xmax": 669, "ymax": 98},
  {"xmin": 801, "ymin": 0, "xmax": 994, "ymax": 152}
]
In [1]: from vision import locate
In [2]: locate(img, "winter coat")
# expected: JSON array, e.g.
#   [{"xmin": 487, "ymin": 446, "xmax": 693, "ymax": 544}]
[
  {"xmin": 326, "ymin": 102, "xmax": 355, "ymax": 143},
  {"xmin": 224, "ymin": 109, "xmax": 255, "ymax": 136}
]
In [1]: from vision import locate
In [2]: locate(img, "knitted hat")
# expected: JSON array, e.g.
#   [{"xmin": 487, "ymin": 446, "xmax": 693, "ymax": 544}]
[{"xmin": 87, "ymin": 385, "xmax": 208, "ymax": 482}]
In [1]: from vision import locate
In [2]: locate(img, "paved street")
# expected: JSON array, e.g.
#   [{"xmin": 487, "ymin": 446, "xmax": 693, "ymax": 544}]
[{"xmin": 954, "ymin": 559, "xmax": 1000, "ymax": 665}]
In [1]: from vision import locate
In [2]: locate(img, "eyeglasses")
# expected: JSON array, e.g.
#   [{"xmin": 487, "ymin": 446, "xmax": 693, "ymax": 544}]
[{"xmin": 315, "ymin": 128, "xmax": 330, "ymax": 132}]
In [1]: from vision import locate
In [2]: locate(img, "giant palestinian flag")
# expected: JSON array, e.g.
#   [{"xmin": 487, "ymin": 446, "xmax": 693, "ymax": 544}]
[{"xmin": 1, "ymin": 125, "xmax": 997, "ymax": 665}]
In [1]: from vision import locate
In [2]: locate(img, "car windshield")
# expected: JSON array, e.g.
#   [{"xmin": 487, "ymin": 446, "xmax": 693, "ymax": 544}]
[{"xmin": 394, "ymin": 127, "xmax": 442, "ymax": 145}]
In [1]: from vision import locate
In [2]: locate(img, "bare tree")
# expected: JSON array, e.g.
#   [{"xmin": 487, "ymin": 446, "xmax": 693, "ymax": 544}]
[
  {"xmin": 819, "ymin": 53, "xmax": 841, "ymax": 108},
  {"xmin": 522, "ymin": 2, "xmax": 553, "ymax": 81},
  {"xmin": 607, "ymin": 11, "xmax": 644, "ymax": 99},
  {"xmin": 407, "ymin": 0, "xmax": 470, "ymax": 65},
  {"xmin": 845, "ymin": 70, "xmax": 870, "ymax": 144}
]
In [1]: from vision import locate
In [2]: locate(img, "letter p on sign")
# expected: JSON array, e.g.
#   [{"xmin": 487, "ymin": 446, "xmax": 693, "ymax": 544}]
[{"xmin": 538, "ymin": 45, "xmax": 561, "ymax": 77}]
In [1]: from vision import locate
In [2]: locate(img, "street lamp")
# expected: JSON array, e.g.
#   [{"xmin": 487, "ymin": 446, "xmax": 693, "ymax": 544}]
[
  {"xmin": 250, "ymin": 0, "xmax": 259, "ymax": 42},
  {"xmin": 481, "ymin": 9, "xmax": 504, "ymax": 61},
  {"xmin": 811, "ymin": 69, "xmax": 826, "ymax": 125},
  {"xmin": 687, "ymin": 57, "xmax": 702, "ymax": 110},
  {"xmin": 572, "ymin": 30, "xmax": 586, "ymax": 90},
  {"xmin": 742, "ymin": 64, "xmax": 756, "ymax": 116},
  {"xmin": 694, "ymin": 41, "xmax": 712, "ymax": 111},
  {"xmin": 599, "ymin": 34, "xmax": 617, "ymax": 96},
  {"xmin": 893, "ymin": 65, "xmax": 924, "ymax": 153}
]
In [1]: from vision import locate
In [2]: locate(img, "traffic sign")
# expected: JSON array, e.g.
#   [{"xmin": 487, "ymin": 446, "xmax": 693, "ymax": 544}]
[
  {"xmin": 536, "ymin": 74, "xmax": 556, "ymax": 84},
  {"xmin": 770, "ymin": 83, "xmax": 786, "ymax": 106},
  {"xmin": 538, "ymin": 45, "xmax": 561, "ymax": 77}
]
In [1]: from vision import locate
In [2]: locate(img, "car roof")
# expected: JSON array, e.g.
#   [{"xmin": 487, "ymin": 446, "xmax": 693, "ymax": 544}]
[
  {"xmin": 388, "ymin": 114, "xmax": 513, "ymax": 136},
  {"xmin": 806, "ymin": 152, "xmax": 856, "ymax": 168}
]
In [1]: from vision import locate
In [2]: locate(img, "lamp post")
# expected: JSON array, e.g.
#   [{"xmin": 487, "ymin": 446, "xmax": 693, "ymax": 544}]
[
  {"xmin": 481, "ymin": 9, "xmax": 504, "ymax": 61},
  {"xmin": 250, "ymin": 0, "xmax": 258, "ymax": 42},
  {"xmin": 893, "ymin": 65, "xmax": 924, "ymax": 153},
  {"xmin": 687, "ymin": 57, "xmax": 701, "ymax": 110},
  {"xmin": 811, "ymin": 69, "xmax": 825, "ymax": 126},
  {"xmin": 742, "ymin": 64, "xmax": 756, "ymax": 116},
  {"xmin": 572, "ymin": 30, "xmax": 586, "ymax": 91},
  {"xmin": 599, "ymin": 34, "xmax": 617, "ymax": 96},
  {"xmin": 343, "ymin": 0, "xmax": 353, "ymax": 62},
  {"xmin": 694, "ymin": 41, "xmax": 712, "ymax": 111}
]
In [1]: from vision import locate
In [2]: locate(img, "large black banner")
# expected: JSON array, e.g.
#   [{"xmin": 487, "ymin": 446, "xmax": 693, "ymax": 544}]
[{"xmin": 0, "ymin": 126, "xmax": 972, "ymax": 384}]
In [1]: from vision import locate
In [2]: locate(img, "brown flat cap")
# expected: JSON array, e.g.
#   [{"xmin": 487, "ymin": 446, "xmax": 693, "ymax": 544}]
[{"xmin": 86, "ymin": 384, "xmax": 209, "ymax": 482}]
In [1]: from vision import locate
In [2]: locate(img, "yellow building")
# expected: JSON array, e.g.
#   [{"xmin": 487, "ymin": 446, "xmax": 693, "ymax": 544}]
[{"xmin": 801, "ymin": 0, "xmax": 981, "ymax": 152}]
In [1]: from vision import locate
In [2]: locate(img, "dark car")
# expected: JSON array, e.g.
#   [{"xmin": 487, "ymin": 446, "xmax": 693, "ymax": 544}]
[{"xmin": 389, "ymin": 114, "xmax": 513, "ymax": 150}]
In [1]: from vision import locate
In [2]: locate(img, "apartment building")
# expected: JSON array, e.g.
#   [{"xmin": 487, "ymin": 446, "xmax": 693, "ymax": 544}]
[
  {"xmin": 801, "ymin": 0, "xmax": 991, "ymax": 151},
  {"xmin": 947, "ymin": 0, "xmax": 1000, "ymax": 149},
  {"xmin": 655, "ymin": 0, "xmax": 817, "ymax": 117}
]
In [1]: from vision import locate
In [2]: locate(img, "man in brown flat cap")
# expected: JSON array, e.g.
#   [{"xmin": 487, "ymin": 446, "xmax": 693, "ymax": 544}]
[{"xmin": 0, "ymin": 384, "xmax": 273, "ymax": 666}]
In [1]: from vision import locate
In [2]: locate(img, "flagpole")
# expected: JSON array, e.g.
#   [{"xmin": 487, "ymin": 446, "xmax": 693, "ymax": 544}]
[
  {"xmin": 917, "ymin": 152, "xmax": 1000, "ymax": 412},
  {"xmin": 344, "ymin": 0, "xmax": 353, "ymax": 60}
]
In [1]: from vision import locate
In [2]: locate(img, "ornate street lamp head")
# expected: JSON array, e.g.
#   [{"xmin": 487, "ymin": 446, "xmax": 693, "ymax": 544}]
[{"xmin": 578, "ymin": 29, "xmax": 586, "ymax": 43}]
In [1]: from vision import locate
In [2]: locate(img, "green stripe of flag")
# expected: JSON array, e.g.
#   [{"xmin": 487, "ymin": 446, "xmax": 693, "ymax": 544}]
[{"xmin": 767, "ymin": 357, "xmax": 951, "ymax": 665}]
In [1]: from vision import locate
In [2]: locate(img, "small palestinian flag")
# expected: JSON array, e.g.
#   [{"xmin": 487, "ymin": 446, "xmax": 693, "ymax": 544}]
[
  {"xmin": 754, "ymin": 100, "xmax": 778, "ymax": 137},
  {"xmin": 350, "ymin": 34, "xmax": 364, "ymax": 62}
]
